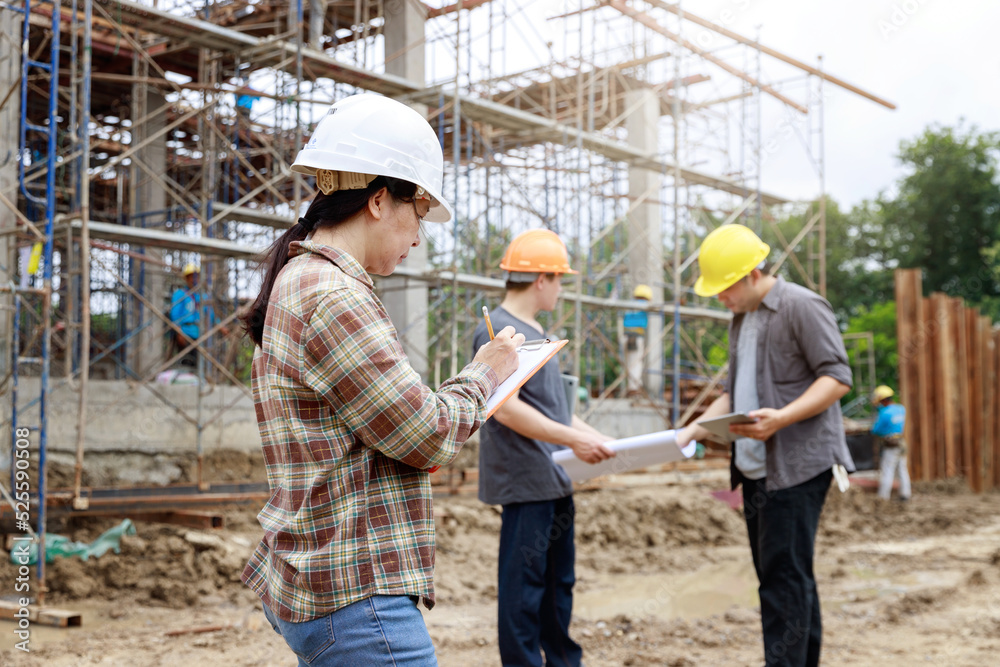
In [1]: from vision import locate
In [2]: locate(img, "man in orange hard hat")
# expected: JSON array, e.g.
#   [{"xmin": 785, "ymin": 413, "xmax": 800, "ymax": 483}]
[
  {"xmin": 676, "ymin": 225, "xmax": 854, "ymax": 667},
  {"xmin": 473, "ymin": 228, "xmax": 614, "ymax": 667}
]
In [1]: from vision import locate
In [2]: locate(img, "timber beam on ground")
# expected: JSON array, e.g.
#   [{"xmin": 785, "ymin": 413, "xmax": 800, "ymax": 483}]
[
  {"xmin": 0, "ymin": 483, "xmax": 271, "ymax": 525},
  {"xmin": 0, "ymin": 602, "xmax": 82, "ymax": 628}
]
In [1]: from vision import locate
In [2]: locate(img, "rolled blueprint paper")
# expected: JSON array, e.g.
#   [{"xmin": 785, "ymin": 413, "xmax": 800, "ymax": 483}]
[{"xmin": 551, "ymin": 429, "xmax": 696, "ymax": 482}]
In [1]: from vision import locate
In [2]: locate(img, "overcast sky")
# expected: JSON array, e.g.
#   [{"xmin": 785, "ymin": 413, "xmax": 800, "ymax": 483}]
[
  {"xmin": 697, "ymin": 0, "xmax": 1000, "ymax": 208},
  {"xmin": 427, "ymin": 1, "xmax": 1000, "ymax": 211}
]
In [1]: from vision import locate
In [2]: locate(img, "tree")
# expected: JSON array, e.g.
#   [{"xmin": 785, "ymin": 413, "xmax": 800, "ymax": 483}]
[
  {"xmin": 759, "ymin": 197, "xmax": 894, "ymax": 324},
  {"xmin": 882, "ymin": 123, "xmax": 1000, "ymax": 306},
  {"xmin": 843, "ymin": 300, "xmax": 900, "ymax": 413}
]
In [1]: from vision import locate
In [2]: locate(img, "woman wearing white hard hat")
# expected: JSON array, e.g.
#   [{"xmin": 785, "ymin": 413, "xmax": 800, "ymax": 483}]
[{"xmin": 240, "ymin": 94, "xmax": 524, "ymax": 665}]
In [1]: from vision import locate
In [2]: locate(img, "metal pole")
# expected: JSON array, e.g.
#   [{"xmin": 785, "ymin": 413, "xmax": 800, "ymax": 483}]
[
  {"xmin": 294, "ymin": 0, "xmax": 304, "ymax": 215},
  {"xmin": 449, "ymin": 5, "xmax": 461, "ymax": 378},
  {"xmin": 671, "ymin": 4, "xmax": 683, "ymax": 423},
  {"xmin": 818, "ymin": 55, "xmax": 827, "ymax": 297},
  {"xmin": 35, "ymin": 0, "xmax": 62, "ymax": 604},
  {"xmin": 755, "ymin": 27, "xmax": 762, "ymax": 231},
  {"xmin": 10, "ymin": 294, "xmax": 19, "ymax": 496},
  {"xmin": 72, "ymin": 0, "xmax": 93, "ymax": 510}
]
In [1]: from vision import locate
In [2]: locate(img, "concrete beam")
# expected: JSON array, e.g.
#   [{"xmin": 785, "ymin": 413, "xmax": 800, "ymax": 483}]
[
  {"xmin": 382, "ymin": 0, "xmax": 430, "ymax": 379},
  {"xmin": 626, "ymin": 88, "xmax": 664, "ymax": 398}
]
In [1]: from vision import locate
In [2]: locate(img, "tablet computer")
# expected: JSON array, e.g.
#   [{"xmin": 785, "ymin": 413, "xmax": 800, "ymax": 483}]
[{"xmin": 696, "ymin": 412, "xmax": 757, "ymax": 443}]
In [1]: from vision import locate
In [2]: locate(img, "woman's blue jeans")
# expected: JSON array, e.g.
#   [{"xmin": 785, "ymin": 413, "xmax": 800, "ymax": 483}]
[{"xmin": 263, "ymin": 595, "xmax": 437, "ymax": 666}]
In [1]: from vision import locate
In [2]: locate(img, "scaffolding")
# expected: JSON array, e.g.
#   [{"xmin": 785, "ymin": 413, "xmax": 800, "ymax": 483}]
[{"xmin": 0, "ymin": 0, "xmax": 893, "ymax": 594}]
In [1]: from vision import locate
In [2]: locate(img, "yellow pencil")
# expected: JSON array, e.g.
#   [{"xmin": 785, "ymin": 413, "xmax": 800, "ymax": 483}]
[{"xmin": 482, "ymin": 306, "xmax": 495, "ymax": 340}]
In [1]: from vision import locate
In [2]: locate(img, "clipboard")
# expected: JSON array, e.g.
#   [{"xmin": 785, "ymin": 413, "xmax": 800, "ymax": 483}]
[
  {"xmin": 696, "ymin": 412, "xmax": 757, "ymax": 443},
  {"xmin": 486, "ymin": 338, "xmax": 568, "ymax": 418}
]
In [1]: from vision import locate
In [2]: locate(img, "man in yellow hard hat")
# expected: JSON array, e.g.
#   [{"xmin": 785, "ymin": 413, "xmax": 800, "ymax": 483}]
[
  {"xmin": 623, "ymin": 284, "xmax": 652, "ymax": 396},
  {"xmin": 676, "ymin": 224, "xmax": 854, "ymax": 667},
  {"xmin": 871, "ymin": 385, "xmax": 911, "ymax": 501},
  {"xmin": 473, "ymin": 228, "xmax": 614, "ymax": 667}
]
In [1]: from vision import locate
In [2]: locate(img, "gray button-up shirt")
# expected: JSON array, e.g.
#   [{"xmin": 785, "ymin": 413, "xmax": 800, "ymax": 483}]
[{"xmin": 726, "ymin": 277, "xmax": 856, "ymax": 491}]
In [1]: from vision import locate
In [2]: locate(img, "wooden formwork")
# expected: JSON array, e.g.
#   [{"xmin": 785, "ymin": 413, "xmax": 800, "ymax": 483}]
[{"xmin": 895, "ymin": 269, "xmax": 998, "ymax": 490}]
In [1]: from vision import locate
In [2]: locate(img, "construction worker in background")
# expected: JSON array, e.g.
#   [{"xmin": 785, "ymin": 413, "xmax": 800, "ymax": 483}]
[
  {"xmin": 239, "ymin": 94, "xmax": 523, "ymax": 665},
  {"xmin": 872, "ymin": 385, "xmax": 911, "ymax": 502},
  {"xmin": 623, "ymin": 283, "xmax": 652, "ymax": 396},
  {"xmin": 474, "ymin": 228, "xmax": 615, "ymax": 667},
  {"xmin": 676, "ymin": 225, "xmax": 855, "ymax": 667},
  {"xmin": 169, "ymin": 264, "xmax": 228, "ymax": 360}
]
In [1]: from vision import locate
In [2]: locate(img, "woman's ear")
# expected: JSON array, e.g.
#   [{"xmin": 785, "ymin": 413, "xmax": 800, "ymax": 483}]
[{"xmin": 367, "ymin": 187, "xmax": 389, "ymax": 221}]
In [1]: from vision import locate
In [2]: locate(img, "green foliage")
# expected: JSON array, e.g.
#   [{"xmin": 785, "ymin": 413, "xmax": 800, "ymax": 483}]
[
  {"xmin": 758, "ymin": 197, "xmax": 895, "ymax": 324},
  {"xmin": 882, "ymin": 122, "xmax": 1000, "ymax": 304},
  {"xmin": 843, "ymin": 301, "xmax": 900, "ymax": 408},
  {"xmin": 706, "ymin": 342, "xmax": 728, "ymax": 369}
]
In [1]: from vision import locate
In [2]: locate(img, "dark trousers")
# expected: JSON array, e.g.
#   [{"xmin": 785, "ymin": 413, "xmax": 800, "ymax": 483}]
[
  {"xmin": 498, "ymin": 495, "xmax": 582, "ymax": 667},
  {"xmin": 742, "ymin": 469, "xmax": 832, "ymax": 667}
]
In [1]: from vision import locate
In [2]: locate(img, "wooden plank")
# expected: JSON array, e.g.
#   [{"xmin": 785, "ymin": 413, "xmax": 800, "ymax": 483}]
[
  {"xmin": 995, "ymin": 330, "xmax": 1000, "ymax": 489},
  {"xmin": 0, "ymin": 601, "xmax": 82, "ymax": 628},
  {"xmin": 979, "ymin": 316, "xmax": 993, "ymax": 491},
  {"xmin": 917, "ymin": 293, "xmax": 934, "ymax": 481},
  {"xmin": 966, "ymin": 308, "xmax": 982, "ymax": 492},
  {"xmin": 129, "ymin": 511, "xmax": 224, "ymax": 530},
  {"xmin": 930, "ymin": 294, "xmax": 954, "ymax": 478},
  {"xmin": 923, "ymin": 295, "xmax": 939, "ymax": 480},
  {"xmin": 894, "ymin": 269, "xmax": 921, "ymax": 480},
  {"xmin": 951, "ymin": 298, "xmax": 969, "ymax": 480}
]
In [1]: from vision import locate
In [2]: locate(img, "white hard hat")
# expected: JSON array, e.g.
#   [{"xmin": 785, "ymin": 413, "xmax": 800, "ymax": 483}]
[{"xmin": 291, "ymin": 94, "xmax": 454, "ymax": 223}]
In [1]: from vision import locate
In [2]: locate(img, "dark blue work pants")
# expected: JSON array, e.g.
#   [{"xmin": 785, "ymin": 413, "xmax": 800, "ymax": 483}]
[{"xmin": 497, "ymin": 495, "xmax": 582, "ymax": 667}]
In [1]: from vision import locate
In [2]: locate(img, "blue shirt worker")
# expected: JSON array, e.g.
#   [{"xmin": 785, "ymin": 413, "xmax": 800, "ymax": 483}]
[
  {"xmin": 623, "ymin": 284, "xmax": 651, "ymax": 396},
  {"xmin": 677, "ymin": 225, "xmax": 855, "ymax": 667},
  {"xmin": 871, "ymin": 385, "xmax": 911, "ymax": 501},
  {"xmin": 473, "ymin": 229, "xmax": 615, "ymax": 667},
  {"xmin": 170, "ymin": 264, "xmax": 226, "ymax": 355}
]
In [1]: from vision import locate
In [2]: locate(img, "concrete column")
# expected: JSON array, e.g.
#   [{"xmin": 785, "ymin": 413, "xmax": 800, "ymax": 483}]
[
  {"xmin": 127, "ymin": 88, "xmax": 168, "ymax": 377},
  {"xmin": 625, "ymin": 88, "xmax": 663, "ymax": 398},
  {"xmin": 382, "ymin": 1, "xmax": 430, "ymax": 380},
  {"xmin": 0, "ymin": 11, "xmax": 21, "ymax": 465},
  {"xmin": 309, "ymin": 0, "xmax": 327, "ymax": 49},
  {"xmin": 0, "ymin": 11, "xmax": 21, "ymax": 379}
]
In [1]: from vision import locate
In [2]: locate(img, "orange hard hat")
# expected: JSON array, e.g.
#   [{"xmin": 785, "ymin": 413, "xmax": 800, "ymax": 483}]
[{"xmin": 499, "ymin": 229, "xmax": 578, "ymax": 276}]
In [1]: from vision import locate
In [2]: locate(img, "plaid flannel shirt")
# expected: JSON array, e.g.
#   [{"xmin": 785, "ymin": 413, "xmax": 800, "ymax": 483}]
[{"xmin": 242, "ymin": 241, "xmax": 499, "ymax": 622}]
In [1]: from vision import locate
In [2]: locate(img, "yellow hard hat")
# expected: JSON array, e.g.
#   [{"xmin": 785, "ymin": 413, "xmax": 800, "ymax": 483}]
[
  {"xmin": 633, "ymin": 284, "xmax": 653, "ymax": 300},
  {"xmin": 872, "ymin": 385, "xmax": 895, "ymax": 403},
  {"xmin": 693, "ymin": 225, "xmax": 770, "ymax": 297},
  {"xmin": 500, "ymin": 229, "xmax": 578, "ymax": 276},
  {"xmin": 183, "ymin": 263, "xmax": 199, "ymax": 277}
]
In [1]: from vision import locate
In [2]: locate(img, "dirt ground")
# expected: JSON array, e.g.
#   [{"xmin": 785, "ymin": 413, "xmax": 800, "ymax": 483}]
[{"xmin": 1, "ymin": 470, "xmax": 999, "ymax": 666}]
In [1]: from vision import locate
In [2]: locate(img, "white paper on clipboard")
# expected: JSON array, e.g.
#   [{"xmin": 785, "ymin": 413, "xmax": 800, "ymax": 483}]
[
  {"xmin": 486, "ymin": 339, "xmax": 568, "ymax": 418},
  {"xmin": 696, "ymin": 412, "xmax": 757, "ymax": 443}
]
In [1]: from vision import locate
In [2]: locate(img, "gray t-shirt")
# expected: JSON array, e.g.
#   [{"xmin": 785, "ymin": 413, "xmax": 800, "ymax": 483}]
[
  {"xmin": 473, "ymin": 307, "xmax": 574, "ymax": 505},
  {"xmin": 733, "ymin": 309, "xmax": 766, "ymax": 479}
]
